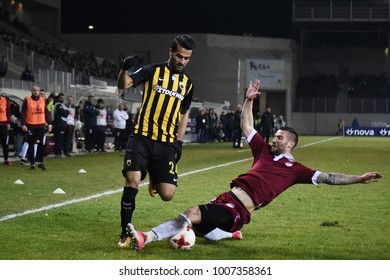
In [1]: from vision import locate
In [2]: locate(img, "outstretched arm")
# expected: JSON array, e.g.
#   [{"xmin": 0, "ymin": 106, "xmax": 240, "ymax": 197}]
[
  {"xmin": 317, "ymin": 172, "xmax": 382, "ymax": 185},
  {"xmin": 241, "ymin": 80, "xmax": 261, "ymax": 138}
]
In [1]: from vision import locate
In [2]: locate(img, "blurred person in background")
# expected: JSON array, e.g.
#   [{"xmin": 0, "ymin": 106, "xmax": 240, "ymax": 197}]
[
  {"xmin": 0, "ymin": 55, "xmax": 8, "ymax": 77},
  {"xmin": 113, "ymin": 103, "xmax": 128, "ymax": 151},
  {"xmin": 20, "ymin": 85, "xmax": 52, "ymax": 170},
  {"xmin": 83, "ymin": 95, "xmax": 99, "ymax": 153},
  {"xmin": 260, "ymin": 106, "xmax": 274, "ymax": 144},
  {"xmin": 52, "ymin": 93, "xmax": 69, "ymax": 158},
  {"xmin": 95, "ymin": 98, "xmax": 107, "ymax": 152},
  {"xmin": 64, "ymin": 95, "xmax": 77, "ymax": 156},
  {"xmin": 0, "ymin": 88, "xmax": 11, "ymax": 165},
  {"xmin": 10, "ymin": 98, "xmax": 23, "ymax": 158},
  {"xmin": 232, "ymin": 104, "xmax": 242, "ymax": 148},
  {"xmin": 21, "ymin": 64, "xmax": 34, "ymax": 82}
]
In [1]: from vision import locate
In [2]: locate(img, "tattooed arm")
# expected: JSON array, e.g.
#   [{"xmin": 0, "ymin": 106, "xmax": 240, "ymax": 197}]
[{"xmin": 317, "ymin": 172, "xmax": 382, "ymax": 185}]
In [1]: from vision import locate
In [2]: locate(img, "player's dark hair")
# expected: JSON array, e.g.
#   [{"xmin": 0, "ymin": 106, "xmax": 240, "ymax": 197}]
[
  {"xmin": 172, "ymin": 34, "xmax": 195, "ymax": 52},
  {"xmin": 280, "ymin": 126, "xmax": 299, "ymax": 148}
]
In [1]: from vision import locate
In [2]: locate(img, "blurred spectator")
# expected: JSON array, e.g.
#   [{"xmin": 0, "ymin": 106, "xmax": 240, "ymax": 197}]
[
  {"xmin": 260, "ymin": 107, "xmax": 274, "ymax": 144},
  {"xmin": 207, "ymin": 108, "xmax": 218, "ymax": 142},
  {"xmin": 0, "ymin": 55, "xmax": 8, "ymax": 77},
  {"xmin": 95, "ymin": 98, "xmax": 107, "ymax": 152},
  {"xmin": 64, "ymin": 95, "xmax": 77, "ymax": 156},
  {"xmin": 214, "ymin": 119, "xmax": 225, "ymax": 142},
  {"xmin": 336, "ymin": 119, "xmax": 344, "ymax": 136},
  {"xmin": 46, "ymin": 92, "xmax": 56, "ymax": 118},
  {"xmin": 224, "ymin": 109, "xmax": 234, "ymax": 141},
  {"xmin": 76, "ymin": 100, "xmax": 83, "ymax": 123},
  {"xmin": 352, "ymin": 117, "xmax": 359, "ymax": 129},
  {"xmin": 52, "ymin": 93, "xmax": 69, "ymax": 158},
  {"xmin": 20, "ymin": 85, "xmax": 52, "ymax": 170},
  {"xmin": 276, "ymin": 115, "xmax": 286, "ymax": 130},
  {"xmin": 113, "ymin": 103, "xmax": 129, "ymax": 151},
  {"xmin": 21, "ymin": 65, "xmax": 34, "ymax": 82},
  {"xmin": 0, "ymin": 88, "xmax": 11, "ymax": 165},
  {"xmin": 196, "ymin": 109, "xmax": 207, "ymax": 143},
  {"xmin": 40, "ymin": 88, "xmax": 46, "ymax": 99},
  {"xmin": 83, "ymin": 95, "xmax": 99, "ymax": 152},
  {"xmin": 232, "ymin": 104, "xmax": 242, "ymax": 148},
  {"xmin": 9, "ymin": 98, "xmax": 23, "ymax": 158},
  {"xmin": 219, "ymin": 111, "xmax": 227, "ymax": 137}
]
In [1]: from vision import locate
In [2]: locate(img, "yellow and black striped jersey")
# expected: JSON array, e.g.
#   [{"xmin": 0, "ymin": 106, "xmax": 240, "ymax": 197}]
[{"xmin": 130, "ymin": 62, "xmax": 194, "ymax": 143}]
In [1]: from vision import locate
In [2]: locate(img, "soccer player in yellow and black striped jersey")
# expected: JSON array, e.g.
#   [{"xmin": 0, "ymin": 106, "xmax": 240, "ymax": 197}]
[{"xmin": 117, "ymin": 34, "xmax": 195, "ymax": 248}]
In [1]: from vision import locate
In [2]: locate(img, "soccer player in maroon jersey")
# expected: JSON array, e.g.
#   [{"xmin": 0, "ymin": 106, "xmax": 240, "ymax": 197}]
[{"xmin": 127, "ymin": 79, "xmax": 382, "ymax": 251}]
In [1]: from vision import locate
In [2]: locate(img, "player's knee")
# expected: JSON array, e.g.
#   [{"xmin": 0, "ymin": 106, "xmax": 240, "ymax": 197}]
[
  {"xmin": 183, "ymin": 206, "xmax": 201, "ymax": 223},
  {"xmin": 159, "ymin": 191, "xmax": 175, "ymax": 201},
  {"xmin": 125, "ymin": 171, "xmax": 141, "ymax": 186},
  {"xmin": 160, "ymin": 195, "xmax": 173, "ymax": 201},
  {"xmin": 158, "ymin": 184, "xmax": 176, "ymax": 201}
]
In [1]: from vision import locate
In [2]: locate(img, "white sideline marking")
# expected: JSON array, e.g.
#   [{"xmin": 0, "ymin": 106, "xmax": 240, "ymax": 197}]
[
  {"xmin": 297, "ymin": 136, "xmax": 342, "ymax": 148},
  {"xmin": 0, "ymin": 137, "xmax": 341, "ymax": 222}
]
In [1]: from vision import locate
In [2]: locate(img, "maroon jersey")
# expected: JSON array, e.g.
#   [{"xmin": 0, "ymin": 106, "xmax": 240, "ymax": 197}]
[{"xmin": 231, "ymin": 131, "xmax": 317, "ymax": 209}]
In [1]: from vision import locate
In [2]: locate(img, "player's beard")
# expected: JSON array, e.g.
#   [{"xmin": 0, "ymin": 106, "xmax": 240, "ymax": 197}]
[{"xmin": 168, "ymin": 57, "xmax": 183, "ymax": 73}]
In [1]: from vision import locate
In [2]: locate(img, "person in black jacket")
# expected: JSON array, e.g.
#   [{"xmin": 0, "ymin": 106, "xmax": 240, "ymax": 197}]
[
  {"xmin": 21, "ymin": 65, "xmax": 34, "ymax": 82},
  {"xmin": 52, "ymin": 93, "xmax": 69, "ymax": 157},
  {"xmin": 0, "ymin": 55, "xmax": 8, "ymax": 77},
  {"xmin": 260, "ymin": 107, "xmax": 274, "ymax": 143},
  {"xmin": 232, "ymin": 104, "xmax": 242, "ymax": 148},
  {"xmin": 83, "ymin": 95, "xmax": 99, "ymax": 152},
  {"xmin": 9, "ymin": 98, "xmax": 23, "ymax": 158}
]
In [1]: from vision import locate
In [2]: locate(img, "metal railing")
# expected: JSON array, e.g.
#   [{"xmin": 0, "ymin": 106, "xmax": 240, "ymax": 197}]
[
  {"xmin": 293, "ymin": 2, "xmax": 390, "ymax": 22},
  {"xmin": 0, "ymin": 39, "xmax": 116, "ymax": 92},
  {"xmin": 294, "ymin": 96, "xmax": 390, "ymax": 113}
]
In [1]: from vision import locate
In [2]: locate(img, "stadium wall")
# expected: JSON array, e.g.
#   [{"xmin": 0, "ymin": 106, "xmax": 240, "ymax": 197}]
[
  {"xmin": 290, "ymin": 112, "xmax": 390, "ymax": 135},
  {"xmin": 61, "ymin": 33, "xmax": 389, "ymax": 135},
  {"xmin": 61, "ymin": 33, "xmax": 294, "ymax": 112}
]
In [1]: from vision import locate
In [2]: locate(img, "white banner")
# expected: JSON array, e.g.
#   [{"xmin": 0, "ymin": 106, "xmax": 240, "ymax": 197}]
[
  {"xmin": 246, "ymin": 59, "xmax": 286, "ymax": 90},
  {"xmin": 0, "ymin": 260, "xmax": 388, "ymax": 280}
]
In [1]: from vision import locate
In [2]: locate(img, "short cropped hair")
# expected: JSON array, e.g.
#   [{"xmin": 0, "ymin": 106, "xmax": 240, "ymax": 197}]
[
  {"xmin": 279, "ymin": 126, "xmax": 299, "ymax": 148},
  {"xmin": 172, "ymin": 34, "xmax": 195, "ymax": 52}
]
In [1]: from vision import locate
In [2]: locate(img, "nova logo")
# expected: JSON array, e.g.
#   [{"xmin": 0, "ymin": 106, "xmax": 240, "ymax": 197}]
[
  {"xmin": 345, "ymin": 128, "xmax": 374, "ymax": 136},
  {"xmin": 379, "ymin": 129, "xmax": 390, "ymax": 136}
]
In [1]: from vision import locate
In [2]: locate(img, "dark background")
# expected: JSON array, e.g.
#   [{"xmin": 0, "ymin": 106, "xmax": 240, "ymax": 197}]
[{"xmin": 61, "ymin": 0, "xmax": 293, "ymax": 38}]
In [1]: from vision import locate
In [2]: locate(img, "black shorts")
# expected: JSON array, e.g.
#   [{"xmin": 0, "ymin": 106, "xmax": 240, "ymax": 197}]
[
  {"xmin": 192, "ymin": 191, "xmax": 251, "ymax": 235},
  {"xmin": 192, "ymin": 204, "xmax": 234, "ymax": 235},
  {"xmin": 122, "ymin": 134, "xmax": 178, "ymax": 185}
]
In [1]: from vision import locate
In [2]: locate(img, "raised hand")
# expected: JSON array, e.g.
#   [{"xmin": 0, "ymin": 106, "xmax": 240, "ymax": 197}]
[
  {"xmin": 121, "ymin": 55, "xmax": 144, "ymax": 71},
  {"xmin": 246, "ymin": 79, "xmax": 261, "ymax": 101}
]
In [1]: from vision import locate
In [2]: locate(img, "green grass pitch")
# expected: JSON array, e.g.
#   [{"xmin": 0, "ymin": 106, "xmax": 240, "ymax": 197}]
[{"xmin": 0, "ymin": 136, "xmax": 389, "ymax": 260}]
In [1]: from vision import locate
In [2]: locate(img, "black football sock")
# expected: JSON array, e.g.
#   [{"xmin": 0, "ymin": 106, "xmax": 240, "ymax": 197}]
[{"xmin": 120, "ymin": 187, "xmax": 138, "ymax": 236}]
